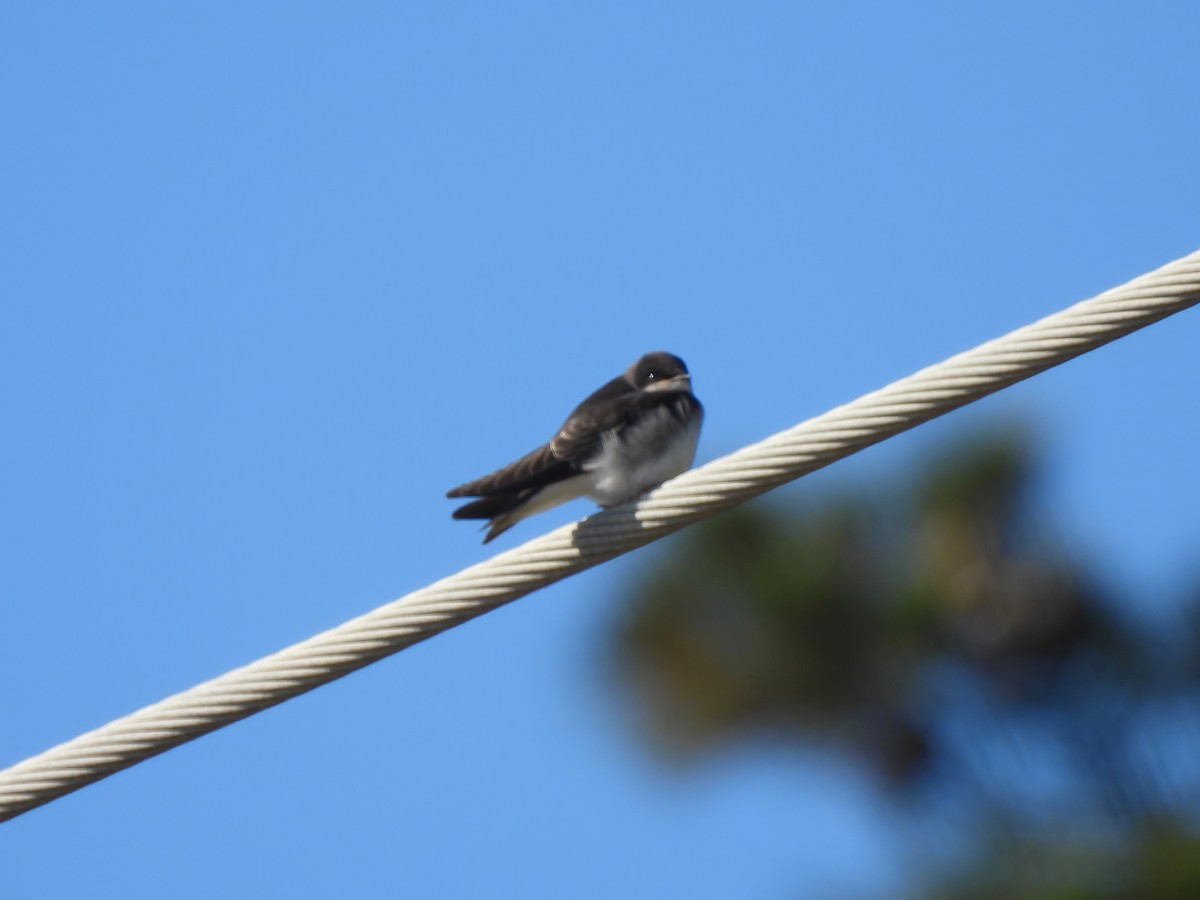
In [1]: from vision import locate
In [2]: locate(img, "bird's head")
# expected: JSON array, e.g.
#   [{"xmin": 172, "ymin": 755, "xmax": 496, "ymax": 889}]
[{"xmin": 628, "ymin": 351, "xmax": 692, "ymax": 393}]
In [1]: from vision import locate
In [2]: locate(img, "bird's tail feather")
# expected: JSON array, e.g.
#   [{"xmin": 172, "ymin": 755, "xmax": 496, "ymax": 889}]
[
  {"xmin": 451, "ymin": 474, "xmax": 589, "ymax": 544},
  {"xmin": 450, "ymin": 491, "xmax": 527, "ymax": 521},
  {"xmin": 451, "ymin": 492, "xmax": 528, "ymax": 544}
]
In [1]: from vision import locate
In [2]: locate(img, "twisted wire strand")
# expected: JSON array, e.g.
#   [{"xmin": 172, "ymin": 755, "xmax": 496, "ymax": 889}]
[{"xmin": 3, "ymin": 250, "xmax": 1199, "ymax": 822}]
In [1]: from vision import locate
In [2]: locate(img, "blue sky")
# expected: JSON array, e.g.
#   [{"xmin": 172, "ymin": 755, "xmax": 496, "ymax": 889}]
[{"xmin": 2, "ymin": 3, "xmax": 1198, "ymax": 897}]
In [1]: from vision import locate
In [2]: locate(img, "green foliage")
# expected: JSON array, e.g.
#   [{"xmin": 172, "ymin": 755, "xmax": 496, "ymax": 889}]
[{"xmin": 610, "ymin": 427, "xmax": 1200, "ymax": 896}]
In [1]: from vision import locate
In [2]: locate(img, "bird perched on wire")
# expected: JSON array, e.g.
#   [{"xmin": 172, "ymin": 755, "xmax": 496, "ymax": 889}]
[{"xmin": 447, "ymin": 351, "xmax": 704, "ymax": 543}]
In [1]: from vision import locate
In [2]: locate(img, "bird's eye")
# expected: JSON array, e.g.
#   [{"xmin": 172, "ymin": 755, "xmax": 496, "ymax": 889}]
[{"xmin": 646, "ymin": 371, "xmax": 657, "ymax": 380}]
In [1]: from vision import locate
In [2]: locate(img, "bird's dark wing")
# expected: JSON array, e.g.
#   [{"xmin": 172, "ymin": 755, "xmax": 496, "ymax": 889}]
[
  {"xmin": 447, "ymin": 380, "xmax": 692, "ymax": 501},
  {"xmin": 446, "ymin": 443, "xmax": 571, "ymax": 498},
  {"xmin": 550, "ymin": 388, "xmax": 686, "ymax": 463},
  {"xmin": 447, "ymin": 375, "xmax": 636, "ymax": 500}
]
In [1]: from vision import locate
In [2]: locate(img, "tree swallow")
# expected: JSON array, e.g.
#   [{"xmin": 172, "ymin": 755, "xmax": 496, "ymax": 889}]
[{"xmin": 448, "ymin": 351, "xmax": 704, "ymax": 543}]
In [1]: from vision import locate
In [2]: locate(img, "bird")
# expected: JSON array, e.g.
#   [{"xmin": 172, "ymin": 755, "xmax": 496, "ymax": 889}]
[{"xmin": 447, "ymin": 351, "xmax": 704, "ymax": 543}]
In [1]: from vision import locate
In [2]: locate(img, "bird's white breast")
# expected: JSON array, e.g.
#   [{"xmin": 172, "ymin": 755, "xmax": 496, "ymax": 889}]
[{"xmin": 582, "ymin": 404, "xmax": 702, "ymax": 507}]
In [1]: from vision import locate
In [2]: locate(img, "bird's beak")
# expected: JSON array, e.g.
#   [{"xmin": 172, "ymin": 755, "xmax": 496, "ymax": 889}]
[{"xmin": 646, "ymin": 373, "xmax": 692, "ymax": 392}]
